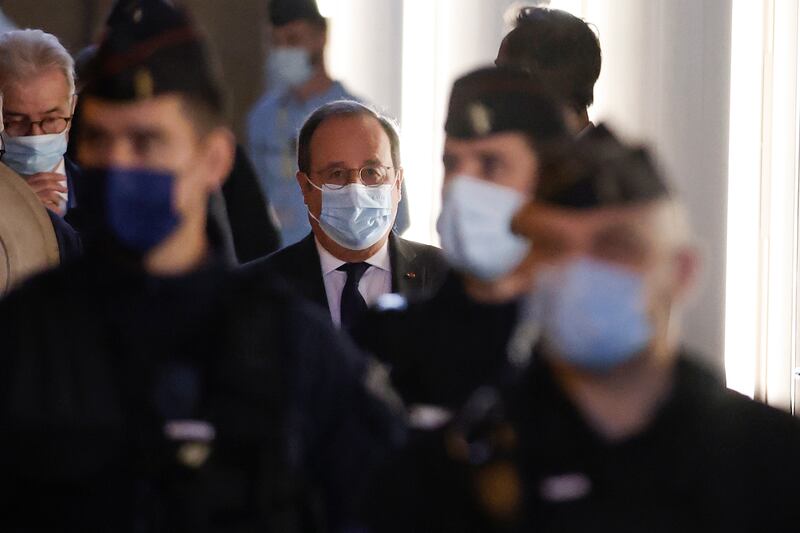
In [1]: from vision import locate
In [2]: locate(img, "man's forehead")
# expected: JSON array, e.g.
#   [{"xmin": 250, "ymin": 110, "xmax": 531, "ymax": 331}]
[
  {"xmin": 82, "ymin": 94, "xmax": 188, "ymax": 129},
  {"xmin": 2, "ymin": 68, "xmax": 71, "ymax": 108},
  {"xmin": 444, "ymin": 132, "xmax": 530, "ymax": 153},
  {"xmin": 313, "ymin": 114, "xmax": 389, "ymax": 148},
  {"xmin": 9, "ymin": 66, "xmax": 70, "ymax": 90}
]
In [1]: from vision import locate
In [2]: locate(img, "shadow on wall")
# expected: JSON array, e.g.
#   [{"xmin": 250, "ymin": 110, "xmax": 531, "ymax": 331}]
[{"xmin": 2, "ymin": 0, "xmax": 268, "ymax": 140}]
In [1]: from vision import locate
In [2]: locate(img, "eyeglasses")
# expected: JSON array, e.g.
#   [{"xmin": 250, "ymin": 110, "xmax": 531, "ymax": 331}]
[
  {"xmin": 312, "ymin": 165, "xmax": 398, "ymax": 190},
  {"xmin": 3, "ymin": 116, "xmax": 73, "ymax": 137}
]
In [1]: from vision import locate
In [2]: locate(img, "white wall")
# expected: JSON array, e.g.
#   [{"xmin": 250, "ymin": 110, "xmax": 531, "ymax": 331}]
[{"xmin": 324, "ymin": 0, "xmax": 404, "ymax": 119}]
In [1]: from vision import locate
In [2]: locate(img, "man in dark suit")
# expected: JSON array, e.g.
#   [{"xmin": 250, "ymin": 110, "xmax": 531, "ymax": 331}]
[{"xmin": 245, "ymin": 100, "xmax": 447, "ymax": 333}]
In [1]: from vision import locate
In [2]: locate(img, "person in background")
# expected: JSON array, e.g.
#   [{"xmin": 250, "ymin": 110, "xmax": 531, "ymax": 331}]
[
  {"xmin": 0, "ymin": 1, "xmax": 401, "ymax": 530},
  {"xmin": 0, "ymin": 66, "xmax": 81, "ymax": 263},
  {"xmin": 367, "ymin": 126, "xmax": 800, "ymax": 533},
  {"xmin": 355, "ymin": 66, "xmax": 569, "ymax": 416},
  {"xmin": 0, "ymin": 29, "xmax": 80, "ymax": 218},
  {"xmin": 496, "ymin": 5, "xmax": 601, "ymax": 135},
  {"xmin": 221, "ymin": 144, "xmax": 282, "ymax": 262},
  {"xmin": 245, "ymin": 100, "xmax": 447, "ymax": 335},
  {"xmin": 247, "ymin": 0, "xmax": 408, "ymax": 248}
]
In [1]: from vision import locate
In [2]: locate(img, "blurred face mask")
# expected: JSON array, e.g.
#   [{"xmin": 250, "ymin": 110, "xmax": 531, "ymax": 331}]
[
  {"xmin": 527, "ymin": 256, "xmax": 652, "ymax": 372},
  {"xmin": 79, "ymin": 167, "xmax": 180, "ymax": 254},
  {"xmin": 436, "ymin": 174, "xmax": 530, "ymax": 281},
  {"xmin": 267, "ymin": 47, "xmax": 313, "ymax": 87},
  {"xmin": 307, "ymin": 178, "xmax": 395, "ymax": 250},
  {"xmin": 0, "ymin": 130, "xmax": 67, "ymax": 176}
]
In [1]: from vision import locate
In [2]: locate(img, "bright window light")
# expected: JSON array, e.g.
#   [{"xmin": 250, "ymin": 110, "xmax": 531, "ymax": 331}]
[
  {"xmin": 324, "ymin": 0, "xmax": 356, "ymax": 89},
  {"xmin": 724, "ymin": 0, "xmax": 800, "ymax": 410},
  {"xmin": 724, "ymin": 0, "xmax": 766, "ymax": 399},
  {"xmin": 761, "ymin": 0, "xmax": 800, "ymax": 410},
  {"xmin": 400, "ymin": 0, "xmax": 442, "ymax": 245},
  {"xmin": 316, "ymin": 0, "xmax": 334, "ymax": 18},
  {"xmin": 547, "ymin": 0, "xmax": 586, "ymax": 17}
]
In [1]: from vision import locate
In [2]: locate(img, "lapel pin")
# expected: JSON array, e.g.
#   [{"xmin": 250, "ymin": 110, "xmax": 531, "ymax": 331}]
[{"xmin": 404, "ymin": 271, "xmax": 417, "ymax": 280}]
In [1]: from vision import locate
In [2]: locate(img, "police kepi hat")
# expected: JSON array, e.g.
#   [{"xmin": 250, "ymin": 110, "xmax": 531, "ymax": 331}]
[
  {"xmin": 83, "ymin": 0, "xmax": 225, "ymax": 114},
  {"xmin": 536, "ymin": 124, "xmax": 671, "ymax": 208},
  {"xmin": 444, "ymin": 66, "xmax": 567, "ymax": 145}
]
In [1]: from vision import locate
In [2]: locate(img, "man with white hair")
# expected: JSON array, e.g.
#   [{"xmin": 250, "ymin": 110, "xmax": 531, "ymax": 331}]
[
  {"xmin": 0, "ymin": 83, "xmax": 81, "ymax": 265},
  {"xmin": 0, "ymin": 29, "xmax": 78, "ymax": 218}
]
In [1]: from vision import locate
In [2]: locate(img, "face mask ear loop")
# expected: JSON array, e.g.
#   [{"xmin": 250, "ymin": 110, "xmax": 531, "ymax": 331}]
[
  {"xmin": 305, "ymin": 174, "xmax": 325, "ymax": 191},
  {"xmin": 307, "ymin": 209, "xmax": 323, "ymax": 225},
  {"xmin": 305, "ymin": 174, "xmax": 324, "ymax": 224}
]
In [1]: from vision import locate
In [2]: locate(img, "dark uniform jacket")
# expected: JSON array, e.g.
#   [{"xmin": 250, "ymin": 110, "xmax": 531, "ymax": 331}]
[
  {"xmin": 46, "ymin": 209, "xmax": 82, "ymax": 264},
  {"xmin": 0, "ymin": 250, "xmax": 403, "ymax": 532},
  {"xmin": 356, "ymin": 271, "xmax": 519, "ymax": 410},
  {"xmin": 243, "ymin": 232, "xmax": 449, "ymax": 318},
  {"xmin": 221, "ymin": 145, "xmax": 281, "ymax": 263},
  {"xmin": 366, "ymin": 352, "xmax": 800, "ymax": 532}
]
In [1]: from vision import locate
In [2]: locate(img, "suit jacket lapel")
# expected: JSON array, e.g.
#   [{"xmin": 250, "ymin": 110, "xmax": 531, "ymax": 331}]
[
  {"xmin": 295, "ymin": 233, "xmax": 330, "ymax": 310},
  {"xmin": 389, "ymin": 233, "xmax": 422, "ymax": 295}
]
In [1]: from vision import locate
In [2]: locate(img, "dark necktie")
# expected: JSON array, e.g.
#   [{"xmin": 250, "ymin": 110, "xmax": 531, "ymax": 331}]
[{"xmin": 337, "ymin": 262, "xmax": 370, "ymax": 332}]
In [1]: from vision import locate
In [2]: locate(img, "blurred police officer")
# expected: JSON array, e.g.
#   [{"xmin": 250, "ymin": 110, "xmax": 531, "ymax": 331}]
[
  {"xmin": 66, "ymin": 38, "xmax": 279, "ymax": 264},
  {"xmin": 356, "ymin": 66, "xmax": 569, "ymax": 414},
  {"xmin": 246, "ymin": 100, "xmax": 447, "ymax": 335},
  {"xmin": 0, "ymin": 1, "xmax": 401, "ymax": 531},
  {"xmin": 367, "ymin": 126, "xmax": 800, "ymax": 533},
  {"xmin": 496, "ymin": 5, "xmax": 601, "ymax": 135}
]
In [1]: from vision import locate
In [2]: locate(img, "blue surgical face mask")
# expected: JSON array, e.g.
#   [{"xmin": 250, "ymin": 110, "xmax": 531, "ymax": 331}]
[
  {"xmin": 436, "ymin": 174, "xmax": 530, "ymax": 281},
  {"xmin": 0, "ymin": 130, "xmax": 67, "ymax": 176},
  {"xmin": 529, "ymin": 256, "xmax": 652, "ymax": 372},
  {"xmin": 79, "ymin": 167, "xmax": 180, "ymax": 253},
  {"xmin": 267, "ymin": 47, "xmax": 313, "ymax": 88},
  {"xmin": 307, "ymin": 179, "xmax": 395, "ymax": 250}
]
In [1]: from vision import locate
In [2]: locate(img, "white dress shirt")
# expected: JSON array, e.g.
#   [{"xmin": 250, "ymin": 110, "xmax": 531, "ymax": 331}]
[
  {"xmin": 53, "ymin": 158, "xmax": 69, "ymax": 215},
  {"xmin": 315, "ymin": 238, "xmax": 392, "ymax": 328}
]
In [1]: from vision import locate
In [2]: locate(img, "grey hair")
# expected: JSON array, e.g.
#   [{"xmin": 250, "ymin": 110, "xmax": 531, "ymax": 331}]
[
  {"xmin": 297, "ymin": 100, "xmax": 401, "ymax": 174},
  {"xmin": 0, "ymin": 29, "xmax": 75, "ymax": 95}
]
